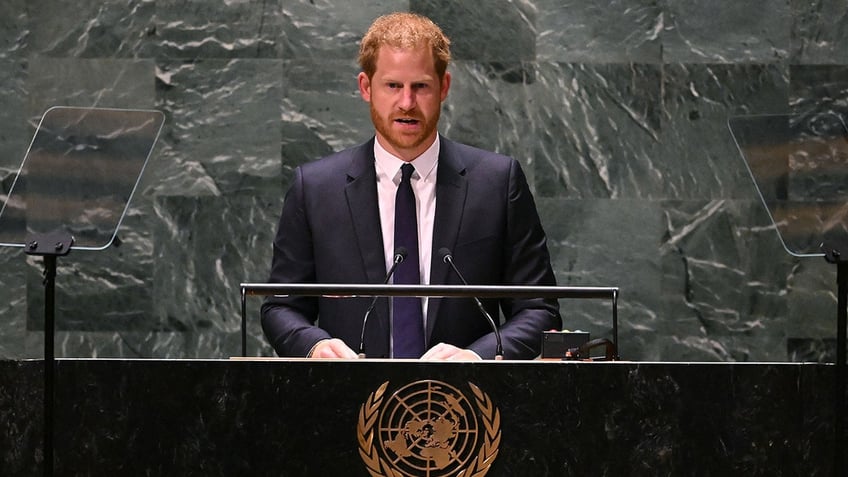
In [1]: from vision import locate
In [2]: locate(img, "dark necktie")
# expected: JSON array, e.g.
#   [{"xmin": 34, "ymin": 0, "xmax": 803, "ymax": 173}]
[{"xmin": 392, "ymin": 163, "xmax": 425, "ymax": 358}]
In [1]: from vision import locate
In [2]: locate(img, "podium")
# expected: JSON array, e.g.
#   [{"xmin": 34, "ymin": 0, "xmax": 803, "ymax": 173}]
[{"xmin": 0, "ymin": 358, "xmax": 835, "ymax": 476}]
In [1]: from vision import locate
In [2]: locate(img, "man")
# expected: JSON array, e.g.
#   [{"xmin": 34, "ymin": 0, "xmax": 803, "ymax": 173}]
[{"xmin": 261, "ymin": 12, "xmax": 560, "ymax": 360}]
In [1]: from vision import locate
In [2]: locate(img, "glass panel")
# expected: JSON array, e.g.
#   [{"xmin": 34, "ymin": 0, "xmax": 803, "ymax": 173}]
[
  {"xmin": 728, "ymin": 112, "xmax": 848, "ymax": 257},
  {"xmin": 0, "ymin": 107, "xmax": 164, "ymax": 250}
]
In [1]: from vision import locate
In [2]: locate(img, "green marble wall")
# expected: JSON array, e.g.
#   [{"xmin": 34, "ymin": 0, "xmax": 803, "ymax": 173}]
[{"xmin": 1, "ymin": 0, "xmax": 847, "ymax": 361}]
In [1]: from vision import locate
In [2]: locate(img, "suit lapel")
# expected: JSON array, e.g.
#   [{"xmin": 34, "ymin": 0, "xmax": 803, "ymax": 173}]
[
  {"xmin": 344, "ymin": 139, "xmax": 386, "ymax": 284},
  {"xmin": 344, "ymin": 141, "xmax": 392, "ymax": 356},
  {"xmin": 426, "ymin": 137, "xmax": 468, "ymax": 341}
]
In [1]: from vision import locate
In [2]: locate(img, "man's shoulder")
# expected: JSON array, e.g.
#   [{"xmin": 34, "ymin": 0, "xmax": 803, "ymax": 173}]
[
  {"xmin": 441, "ymin": 136, "xmax": 516, "ymax": 172},
  {"xmin": 442, "ymin": 137, "xmax": 508, "ymax": 158},
  {"xmin": 300, "ymin": 139, "xmax": 373, "ymax": 172}
]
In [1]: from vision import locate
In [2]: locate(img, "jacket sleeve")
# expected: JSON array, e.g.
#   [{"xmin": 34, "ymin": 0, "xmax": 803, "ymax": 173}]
[
  {"xmin": 260, "ymin": 166, "xmax": 331, "ymax": 357},
  {"xmin": 468, "ymin": 158, "xmax": 562, "ymax": 359}
]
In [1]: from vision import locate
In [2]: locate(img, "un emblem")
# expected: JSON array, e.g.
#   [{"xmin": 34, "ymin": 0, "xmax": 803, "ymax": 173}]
[{"xmin": 357, "ymin": 380, "xmax": 501, "ymax": 477}]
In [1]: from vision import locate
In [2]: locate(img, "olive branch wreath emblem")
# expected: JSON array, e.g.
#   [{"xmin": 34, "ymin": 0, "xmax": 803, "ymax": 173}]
[{"xmin": 357, "ymin": 380, "xmax": 501, "ymax": 477}]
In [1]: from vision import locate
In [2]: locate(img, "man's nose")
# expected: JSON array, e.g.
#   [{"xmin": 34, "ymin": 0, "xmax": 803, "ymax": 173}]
[{"xmin": 398, "ymin": 86, "xmax": 416, "ymax": 111}]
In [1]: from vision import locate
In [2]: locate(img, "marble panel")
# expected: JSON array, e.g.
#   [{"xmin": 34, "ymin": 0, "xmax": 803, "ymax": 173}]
[
  {"xmin": 151, "ymin": 194, "xmax": 278, "ymax": 345},
  {"xmin": 524, "ymin": 62, "xmax": 663, "ymax": 199},
  {"xmin": 439, "ymin": 61, "xmax": 536, "ymax": 179},
  {"xmin": 280, "ymin": 58, "xmax": 373, "ymax": 168},
  {"xmin": 153, "ymin": 0, "xmax": 284, "ymax": 59},
  {"xmin": 27, "ymin": 0, "xmax": 155, "ymax": 58},
  {"xmin": 791, "ymin": 0, "xmax": 848, "ymax": 65},
  {"xmin": 660, "ymin": 63, "xmax": 789, "ymax": 200},
  {"xmin": 153, "ymin": 58, "xmax": 284, "ymax": 196},
  {"xmin": 0, "ymin": 0, "xmax": 28, "ymax": 60},
  {"xmin": 540, "ymin": 198, "xmax": 663, "ymax": 360},
  {"xmin": 536, "ymin": 0, "xmax": 663, "ymax": 63},
  {"xmin": 785, "ymin": 257, "xmax": 840, "ymax": 347},
  {"xmin": 0, "ymin": 59, "xmax": 35, "ymax": 362},
  {"xmin": 26, "ymin": 57, "xmax": 156, "ymax": 114},
  {"xmin": 659, "ymin": 199, "xmax": 799, "ymax": 361},
  {"xmin": 0, "ymin": 59, "xmax": 28, "ymax": 175},
  {"xmin": 0, "ymin": 248, "xmax": 28, "ymax": 358},
  {"xmin": 280, "ymin": 0, "xmax": 408, "ymax": 60},
  {"xmin": 789, "ymin": 64, "xmax": 848, "ymax": 119},
  {"xmin": 412, "ymin": 0, "xmax": 536, "ymax": 61},
  {"xmin": 24, "ymin": 216, "xmax": 154, "ymax": 334},
  {"xmin": 661, "ymin": 0, "xmax": 791, "ymax": 63}
]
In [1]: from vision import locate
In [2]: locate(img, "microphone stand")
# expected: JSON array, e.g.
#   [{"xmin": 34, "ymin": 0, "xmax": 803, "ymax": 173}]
[
  {"xmin": 358, "ymin": 248, "xmax": 407, "ymax": 358},
  {"xmin": 440, "ymin": 249, "xmax": 504, "ymax": 360}
]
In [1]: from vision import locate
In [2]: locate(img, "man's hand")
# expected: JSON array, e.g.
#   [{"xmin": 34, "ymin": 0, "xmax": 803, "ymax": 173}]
[
  {"xmin": 308, "ymin": 338, "xmax": 358, "ymax": 359},
  {"xmin": 420, "ymin": 343, "xmax": 483, "ymax": 361}
]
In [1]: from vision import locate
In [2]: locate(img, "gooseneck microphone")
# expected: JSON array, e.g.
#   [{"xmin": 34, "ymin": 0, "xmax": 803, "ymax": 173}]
[
  {"xmin": 358, "ymin": 247, "xmax": 408, "ymax": 358},
  {"xmin": 438, "ymin": 247, "xmax": 504, "ymax": 360}
]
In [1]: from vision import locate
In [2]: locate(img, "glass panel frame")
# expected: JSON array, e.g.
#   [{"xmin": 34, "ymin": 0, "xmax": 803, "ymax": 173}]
[
  {"xmin": 728, "ymin": 112, "xmax": 848, "ymax": 258},
  {"xmin": 0, "ymin": 106, "xmax": 165, "ymax": 250}
]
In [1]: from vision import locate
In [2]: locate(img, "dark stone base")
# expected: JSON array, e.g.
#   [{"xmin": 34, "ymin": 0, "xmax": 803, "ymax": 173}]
[{"xmin": 0, "ymin": 359, "xmax": 838, "ymax": 476}]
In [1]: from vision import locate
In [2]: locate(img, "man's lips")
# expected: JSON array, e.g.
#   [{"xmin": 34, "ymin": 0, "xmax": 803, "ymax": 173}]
[{"xmin": 394, "ymin": 117, "xmax": 421, "ymax": 125}]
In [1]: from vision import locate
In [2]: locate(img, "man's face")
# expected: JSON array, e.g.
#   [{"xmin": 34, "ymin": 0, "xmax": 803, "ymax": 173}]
[{"xmin": 358, "ymin": 46, "xmax": 451, "ymax": 161}]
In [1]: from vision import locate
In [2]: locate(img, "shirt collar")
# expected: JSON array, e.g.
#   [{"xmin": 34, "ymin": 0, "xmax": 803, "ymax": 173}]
[{"xmin": 373, "ymin": 135, "xmax": 440, "ymax": 183}]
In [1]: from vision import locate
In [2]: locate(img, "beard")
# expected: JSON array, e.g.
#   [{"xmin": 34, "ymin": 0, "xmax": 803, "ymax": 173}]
[{"xmin": 370, "ymin": 103, "xmax": 441, "ymax": 156}]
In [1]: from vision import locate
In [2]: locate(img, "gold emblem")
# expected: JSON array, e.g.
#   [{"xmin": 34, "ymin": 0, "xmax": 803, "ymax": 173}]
[{"xmin": 357, "ymin": 380, "xmax": 501, "ymax": 477}]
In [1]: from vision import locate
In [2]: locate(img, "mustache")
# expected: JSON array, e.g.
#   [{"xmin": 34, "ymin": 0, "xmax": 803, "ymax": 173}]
[{"xmin": 391, "ymin": 112, "xmax": 424, "ymax": 121}]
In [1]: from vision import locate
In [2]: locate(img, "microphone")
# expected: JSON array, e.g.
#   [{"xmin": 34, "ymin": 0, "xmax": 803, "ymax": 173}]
[
  {"xmin": 438, "ymin": 247, "xmax": 504, "ymax": 360},
  {"xmin": 358, "ymin": 247, "xmax": 408, "ymax": 358}
]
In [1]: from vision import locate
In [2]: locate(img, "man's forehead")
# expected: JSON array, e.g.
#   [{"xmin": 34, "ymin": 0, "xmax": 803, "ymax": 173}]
[{"xmin": 374, "ymin": 47, "xmax": 438, "ymax": 75}]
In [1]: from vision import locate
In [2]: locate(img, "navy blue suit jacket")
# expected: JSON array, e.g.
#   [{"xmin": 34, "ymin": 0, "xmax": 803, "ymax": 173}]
[{"xmin": 261, "ymin": 136, "xmax": 561, "ymax": 359}]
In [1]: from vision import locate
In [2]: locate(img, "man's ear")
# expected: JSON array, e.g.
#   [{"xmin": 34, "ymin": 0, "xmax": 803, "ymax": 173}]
[
  {"xmin": 358, "ymin": 72, "xmax": 371, "ymax": 102},
  {"xmin": 440, "ymin": 71, "xmax": 451, "ymax": 101}
]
